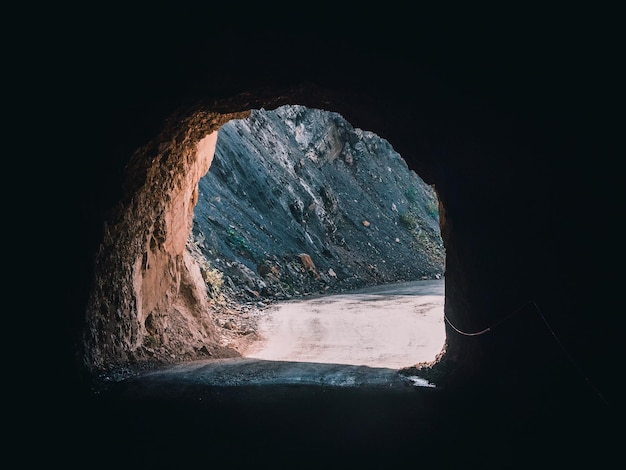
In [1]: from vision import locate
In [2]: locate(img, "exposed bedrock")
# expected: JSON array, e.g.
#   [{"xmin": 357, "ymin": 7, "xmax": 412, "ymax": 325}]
[
  {"xmin": 191, "ymin": 105, "xmax": 445, "ymax": 303},
  {"xmin": 83, "ymin": 112, "xmax": 250, "ymax": 371}
]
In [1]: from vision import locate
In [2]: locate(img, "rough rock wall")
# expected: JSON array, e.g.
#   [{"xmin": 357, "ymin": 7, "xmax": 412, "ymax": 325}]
[
  {"xmin": 192, "ymin": 105, "xmax": 444, "ymax": 302},
  {"xmin": 83, "ymin": 111, "xmax": 249, "ymax": 372}
]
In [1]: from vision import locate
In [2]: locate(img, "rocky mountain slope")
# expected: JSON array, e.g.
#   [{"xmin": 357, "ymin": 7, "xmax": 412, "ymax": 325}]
[{"xmin": 189, "ymin": 105, "xmax": 444, "ymax": 306}]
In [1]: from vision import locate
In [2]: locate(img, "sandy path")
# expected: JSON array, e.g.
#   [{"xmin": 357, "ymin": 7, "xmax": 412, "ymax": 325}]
[{"xmin": 245, "ymin": 279, "xmax": 445, "ymax": 369}]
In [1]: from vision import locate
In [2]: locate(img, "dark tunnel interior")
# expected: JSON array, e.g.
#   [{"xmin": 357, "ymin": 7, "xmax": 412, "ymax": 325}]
[{"xmin": 40, "ymin": 4, "xmax": 620, "ymax": 467}]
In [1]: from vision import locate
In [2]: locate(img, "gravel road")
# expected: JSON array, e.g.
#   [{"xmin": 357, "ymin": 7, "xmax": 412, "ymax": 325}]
[{"xmin": 246, "ymin": 278, "xmax": 445, "ymax": 369}]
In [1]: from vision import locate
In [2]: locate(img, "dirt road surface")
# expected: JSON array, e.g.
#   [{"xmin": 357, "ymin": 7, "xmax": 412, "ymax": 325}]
[{"xmin": 246, "ymin": 279, "xmax": 445, "ymax": 369}]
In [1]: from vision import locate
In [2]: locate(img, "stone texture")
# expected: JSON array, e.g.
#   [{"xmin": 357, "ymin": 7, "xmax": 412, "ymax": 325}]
[
  {"xmin": 191, "ymin": 105, "xmax": 445, "ymax": 303},
  {"xmin": 83, "ymin": 112, "xmax": 249, "ymax": 371}
]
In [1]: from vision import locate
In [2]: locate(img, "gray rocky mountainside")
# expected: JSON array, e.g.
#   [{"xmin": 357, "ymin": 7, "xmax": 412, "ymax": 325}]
[{"xmin": 189, "ymin": 105, "xmax": 444, "ymax": 304}]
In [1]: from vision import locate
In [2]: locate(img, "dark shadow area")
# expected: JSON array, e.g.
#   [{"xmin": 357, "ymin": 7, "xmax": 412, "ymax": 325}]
[{"xmin": 65, "ymin": 357, "xmax": 616, "ymax": 468}]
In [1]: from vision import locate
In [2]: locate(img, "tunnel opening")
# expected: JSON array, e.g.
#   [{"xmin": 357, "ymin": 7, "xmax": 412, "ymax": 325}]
[
  {"xmin": 75, "ymin": 86, "xmax": 616, "ymax": 469},
  {"xmin": 82, "ymin": 98, "xmax": 450, "ymax": 382},
  {"xmin": 189, "ymin": 104, "xmax": 447, "ymax": 371}
]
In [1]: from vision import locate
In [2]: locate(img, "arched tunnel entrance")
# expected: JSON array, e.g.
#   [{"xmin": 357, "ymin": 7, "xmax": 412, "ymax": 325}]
[
  {"xmin": 68, "ymin": 82, "xmax": 615, "ymax": 468},
  {"xmin": 80, "ymin": 83, "xmax": 606, "ymax": 391},
  {"xmin": 82, "ymin": 97, "xmax": 449, "ymax": 379},
  {"xmin": 54, "ymin": 5, "xmax": 618, "ymax": 465},
  {"xmin": 83, "ymin": 90, "xmax": 458, "ymax": 380}
]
